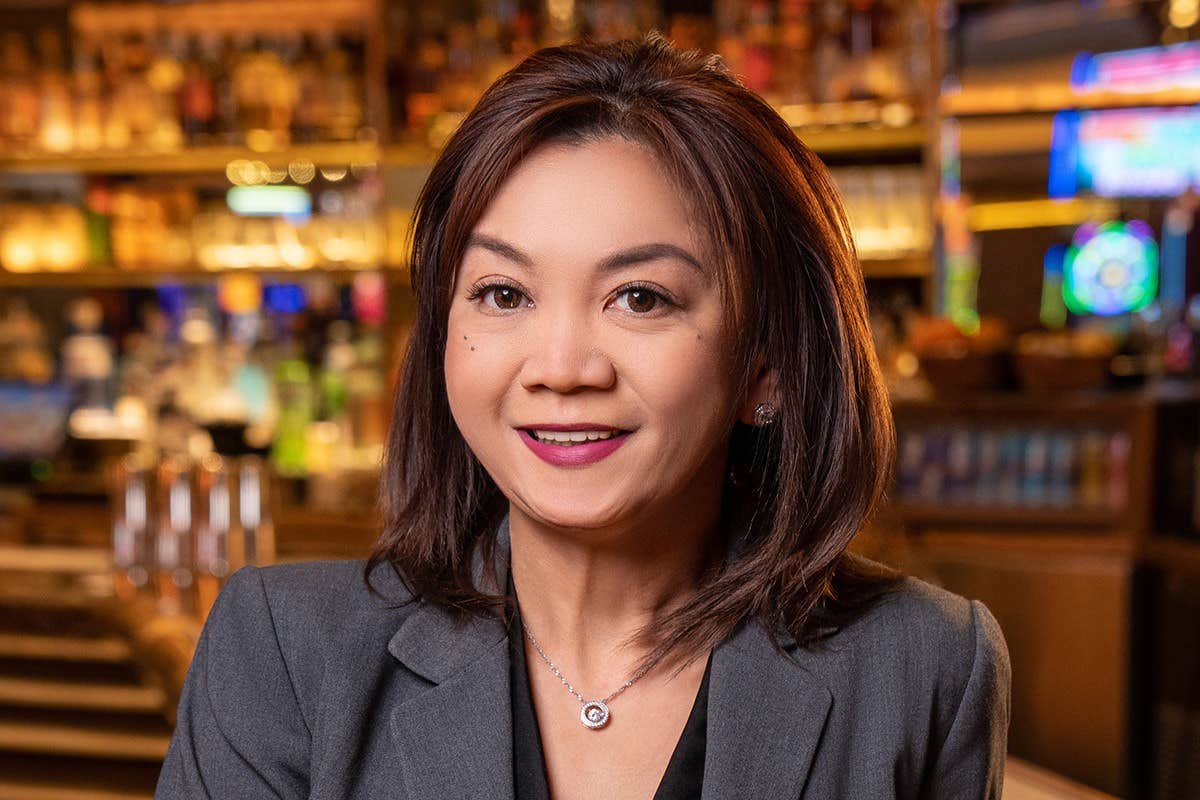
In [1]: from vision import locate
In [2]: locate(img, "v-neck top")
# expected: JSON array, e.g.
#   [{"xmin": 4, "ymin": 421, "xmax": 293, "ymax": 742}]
[{"xmin": 508, "ymin": 569, "xmax": 712, "ymax": 800}]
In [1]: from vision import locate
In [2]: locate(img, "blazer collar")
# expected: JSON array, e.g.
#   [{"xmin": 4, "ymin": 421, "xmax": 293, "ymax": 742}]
[{"xmin": 386, "ymin": 512, "xmax": 832, "ymax": 800}]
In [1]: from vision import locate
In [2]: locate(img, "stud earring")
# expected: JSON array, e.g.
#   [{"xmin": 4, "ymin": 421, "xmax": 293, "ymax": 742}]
[{"xmin": 753, "ymin": 402, "xmax": 777, "ymax": 427}]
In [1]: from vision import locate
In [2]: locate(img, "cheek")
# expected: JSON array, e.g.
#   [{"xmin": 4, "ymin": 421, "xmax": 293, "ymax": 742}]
[
  {"xmin": 444, "ymin": 310, "xmax": 516, "ymax": 426},
  {"xmin": 631, "ymin": 328, "xmax": 735, "ymax": 427}
]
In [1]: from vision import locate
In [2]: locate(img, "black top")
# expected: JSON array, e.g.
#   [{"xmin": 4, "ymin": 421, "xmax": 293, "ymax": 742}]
[{"xmin": 507, "ymin": 569, "xmax": 711, "ymax": 799}]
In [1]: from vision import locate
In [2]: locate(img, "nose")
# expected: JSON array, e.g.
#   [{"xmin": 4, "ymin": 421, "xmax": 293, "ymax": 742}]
[{"xmin": 517, "ymin": 307, "xmax": 616, "ymax": 394}]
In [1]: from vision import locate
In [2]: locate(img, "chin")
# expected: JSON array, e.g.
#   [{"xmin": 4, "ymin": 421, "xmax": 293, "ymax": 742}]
[{"xmin": 517, "ymin": 497, "xmax": 633, "ymax": 532}]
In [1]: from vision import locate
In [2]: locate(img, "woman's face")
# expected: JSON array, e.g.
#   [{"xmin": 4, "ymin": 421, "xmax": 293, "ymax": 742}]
[{"xmin": 445, "ymin": 136, "xmax": 757, "ymax": 533}]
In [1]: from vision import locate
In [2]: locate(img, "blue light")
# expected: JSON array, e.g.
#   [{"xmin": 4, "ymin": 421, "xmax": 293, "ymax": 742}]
[
  {"xmin": 1048, "ymin": 111, "xmax": 1081, "ymax": 199},
  {"xmin": 264, "ymin": 283, "xmax": 306, "ymax": 314}
]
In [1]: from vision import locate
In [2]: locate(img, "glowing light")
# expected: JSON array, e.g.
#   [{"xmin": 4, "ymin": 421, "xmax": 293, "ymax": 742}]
[
  {"xmin": 218, "ymin": 274, "xmax": 262, "ymax": 315},
  {"xmin": 288, "ymin": 159, "xmax": 316, "ymax": 184},
  {"xmin": 1063, "ymin": 220, "xmax": 1158, "ymax": 316},
  {"xmin": 264, "ymin": 283, "xmax": 306, "ymax": 314},
  {"xmin": 226, "ymin": 185, "xmax": 312, "ymax": 218}
]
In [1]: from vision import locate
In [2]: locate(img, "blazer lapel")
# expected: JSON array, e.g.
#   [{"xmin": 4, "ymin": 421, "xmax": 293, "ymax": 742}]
[
  {"xmin": 701, "ymin": 619, "xmax": 833, "ymax": 800},
  {"xmin": 385, "ymin": 512, "xmax": 833, "ymax": 800},
  {"xmin": 386, "ymin": 515, "xmax": 516, "ymax": 800}
]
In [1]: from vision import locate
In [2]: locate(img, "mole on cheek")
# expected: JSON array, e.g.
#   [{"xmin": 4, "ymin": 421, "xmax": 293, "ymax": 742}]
[{"xmin": 470, "ymin": 346, "xmax": 476, "ymax": 351}]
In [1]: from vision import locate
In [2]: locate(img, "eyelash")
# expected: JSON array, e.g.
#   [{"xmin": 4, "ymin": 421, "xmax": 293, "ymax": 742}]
[{"xmin": 464, "ymin": 279, "xmax": 679, "ymax": 315}]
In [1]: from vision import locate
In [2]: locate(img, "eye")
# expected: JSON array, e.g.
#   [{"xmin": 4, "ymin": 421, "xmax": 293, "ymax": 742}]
[
  {"xmin": 612, "ymin": 283, "xmax": 676, "ymax": 315},
  {"xmin": 466, "ymin": 281, "xmax": 528, "ymax": 311}
]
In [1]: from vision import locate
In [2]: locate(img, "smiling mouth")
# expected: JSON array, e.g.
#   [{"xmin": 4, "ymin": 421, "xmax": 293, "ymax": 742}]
[{"xmin": 521, "ymin": 429, "xmax": 633, "ymax": 446}]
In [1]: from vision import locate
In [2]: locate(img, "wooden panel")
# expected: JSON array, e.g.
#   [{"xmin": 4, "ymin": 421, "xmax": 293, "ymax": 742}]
[
  {"xmin": 1005, "ymin": 756, "xmax": 1119, "ymax": 800},
  {"xmin": 911, "ymin": 533, "xmax": 1133, "ymax": 797}
]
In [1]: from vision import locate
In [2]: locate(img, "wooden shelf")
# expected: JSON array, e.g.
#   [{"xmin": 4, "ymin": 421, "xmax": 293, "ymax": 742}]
[
  {"xmin": 908, "ymin": 529, "xmax": 1138, "ymax": 558},
  {"xmin": 0, "ymin": 752, "xmax": 159, "ymax": 799},
  {"xmin": 891, "ymin": 384, "xmax": 1200, "ymax": 415},
  {"xmin": 1004, "ymin": 755, "xmax": 1119, "ymax": 800},
  {"xmin": 890, "ymin": 501, "xmax": 1123, "ymax": 531},
  {"xmin": 0, "ymin": 141, "xmax": 380, "ymax": 175},
  {"xmin": 0, "ymin": 265, "xmax": 407, "ymax": 288},
  {"xmin": 796, "ymin": 123, "xmax": 927, "ymax": 156},
  {"xmin": 0, "ymin": 718, "xmax": 170, "ymax": 761},
  {"xmin": 0, "ymin": 782, "xmax": 151, "ymax": 800},
  {"xmin": 1143, "ymin": 536, "xmax": 1200, "ymax": 573},
  {"xmin": 0, "ymin": 633, "xmax": 131, "ymax": 663},
  {"xmin": 0, "ymin": 545, "xmax": 110, "ymax": 575},
  {"xmin": 0, "ymin": 112, "xmax": 924, "ymax": 178},
  {"xmin": 71, "ymin": 0, "xmax": 373, "ymax": 35},
  {"xmin": 860, "ymin": 254, "xmax": 931, "ymax": 279},
  {"xmin": 942, "ymin": 86, "xmax": 1200, "ymax": 117},
  {"xmin": 0, "ymin": 676, "xmax": 164, "ymax": 714},
  {"xmin": 0, "ymin": 783, "xmax": 151, "ymax": 800}
]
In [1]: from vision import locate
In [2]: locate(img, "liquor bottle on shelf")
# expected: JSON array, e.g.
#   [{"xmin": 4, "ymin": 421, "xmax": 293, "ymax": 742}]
[
  {"xmin": 1, "ymin": 32, "xmax": 40, "ymax": 150},
  {"xmin": 270, "ymin": 337, "xmax": 313, "ymax": 478},
  {"xmin": 714, "ymin": 0, "xmax": 749, "ymax": 80},
  {"xmin": 321, "ymin": 33, "xmax": 365, "ymax": 142},
  {"xmin": 204, "ymin": 32, "xmax": 241, "ymax": 146},
  {"xmin": 741, "ymin": 0, "xmax": 777, "ymax": 100},
  {"xmin": 291, "ymin": 32, "xmax": 323, "ymax": 144},
  {"xmin": 0, "ymin": 298, "xmax": 54, "ymax": 384},
  {"xmin": 61, "ymin": 297, "xmax": 116, "ymax": 411},
  {"xmin": 72, "ymin": 38, "xmax": 106, "ymax": 152},
  {"xmin": 97, "ymin": 32, "xmax": 131, "ymax": 150},
  {"xmin": 895, "ymin": 0, "xmax": 930, "ymax": 109},
  {"xmin": 812, "ymin": 0, "xmax": 850, "ymax": 104},
  {"xmin": 117, "ymin": 30, "xmax": 160, "ymax": 148},
  {"xmin": 474, "ymin": 0, "xmax": 514, "ymax": 87},
  {"xmin": 845, "ymin": 0, "xmax": 876, "ymax": 101},
  {"xmin": 346, "ymin": 323, "xmax": 388, "ymax": 465},
  {"xmin": 35, "ymin": 27, "xmax": 75, "ymax": 153},
  {"xmin": 179, "ymin": 34, "xmax": 216, "ymax": 146},
  {"xmin": 775, "ymin": 0, "xmax": 815, "ymax": 106},
  {"xmin": 406, "ymin": 29, "xmax": 448, "ymax": 143},
  {"xmin": 237, "ymin": 454, "xmax": 275, "ymax": 567},
  {"xmin": 153, "ymin": 453, "xmax": 196, "ymax": 616},
  {"xmin": 543, "ymin": 0, "xmax": 583, "ymax": 47},
  {"xmin": 145, "ymin": 28, "xmax": 186, "ymax": 151},
  {"xmin": 193, "ymin": 453, "xmax": 233, "ymax": 619},
  {"xmin": 111, "ymin": 452, "xmax": 153, "ymax": 600}
]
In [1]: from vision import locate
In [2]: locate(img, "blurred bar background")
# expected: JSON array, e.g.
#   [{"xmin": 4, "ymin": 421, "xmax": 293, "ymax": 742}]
[{"xmin": 0, "ymin": 0, "xmax": 1196, "ymax": 797}]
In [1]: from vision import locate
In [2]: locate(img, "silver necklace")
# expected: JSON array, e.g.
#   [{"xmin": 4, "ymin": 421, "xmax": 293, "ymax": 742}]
[{"xmin": 522, "ymin": 621, "xmax": 663, "ymax": 730}]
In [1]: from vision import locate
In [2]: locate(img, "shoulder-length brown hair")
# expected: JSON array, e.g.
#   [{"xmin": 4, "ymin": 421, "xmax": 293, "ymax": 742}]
[{"xmin": 366, "ymin": 30, "xmax": 899, "ymax": 675}]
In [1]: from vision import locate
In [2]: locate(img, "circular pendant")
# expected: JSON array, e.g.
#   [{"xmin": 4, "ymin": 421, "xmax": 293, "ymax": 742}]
[{"xmin": 580, "ymin": 700, "xmax": 610, "ymax": 729}]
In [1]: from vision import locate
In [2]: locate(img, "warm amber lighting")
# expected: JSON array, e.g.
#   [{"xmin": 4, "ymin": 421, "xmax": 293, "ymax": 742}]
[
  {"xmin": 967, "ymin": 198, "xmax": 1120, "ymax": 232},
  {"xmin": 289, "ymin": 159, "xmax": 317, "ymax": 184}
]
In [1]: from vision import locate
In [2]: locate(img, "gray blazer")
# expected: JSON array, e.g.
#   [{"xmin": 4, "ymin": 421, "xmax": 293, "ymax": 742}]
[{"xmin": 156, "ymin": 514, "xmax": 1011, "ymax": 799}]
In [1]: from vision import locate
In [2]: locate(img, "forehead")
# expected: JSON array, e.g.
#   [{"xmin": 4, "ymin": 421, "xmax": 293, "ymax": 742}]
[{"xmin": 464, "ymin": 137, "xmax": 705, "ymax": 269}]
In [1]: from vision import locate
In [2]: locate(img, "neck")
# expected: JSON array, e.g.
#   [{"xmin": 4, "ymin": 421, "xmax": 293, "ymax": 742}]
[{"xmin": 507, "ymin": 496, "xmax": 726, "ymax": 693}]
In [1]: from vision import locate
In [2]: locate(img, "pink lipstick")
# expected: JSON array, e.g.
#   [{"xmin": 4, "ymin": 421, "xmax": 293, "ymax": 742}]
[{"xmin": 516, "ymin": 426, "xmax": 633, "ymax": 467}]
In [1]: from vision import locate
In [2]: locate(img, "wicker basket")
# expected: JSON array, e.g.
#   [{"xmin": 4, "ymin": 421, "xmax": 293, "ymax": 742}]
[
  {"xmin": 917, "ymin": 349, "xmax": 1010, "ymax": 395},
  {"xmin": 1013, "ymin": 351, "xmax": 1111, "ymax": 393}
]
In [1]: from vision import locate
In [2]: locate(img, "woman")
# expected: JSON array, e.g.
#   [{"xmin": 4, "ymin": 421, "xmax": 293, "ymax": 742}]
[{"xmin": 156, "ymin": 31, "xmax": 1010, "ymax": 800}]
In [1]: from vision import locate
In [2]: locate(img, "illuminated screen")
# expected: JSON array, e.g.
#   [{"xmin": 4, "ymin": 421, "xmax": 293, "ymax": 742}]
[{"xmin": 1050, "ymin": 107, "xmax": 1200, "ymax": 198}]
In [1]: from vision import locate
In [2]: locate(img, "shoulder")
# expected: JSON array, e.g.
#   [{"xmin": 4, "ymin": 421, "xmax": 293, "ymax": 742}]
[
  {"xmin": 810, "ymin": 563, "xmax": 1011, "ymax": 741},
  {"xmin": 203, "ymin": 558, "xmax": 418, "ymax": 705},
  {"xmin": 851, "ymin": 570, "xmax": 1006, "ymax": 667},
  {"xmin": 224, "ymin": 557, "xmax": 416, "ymax": 623}
]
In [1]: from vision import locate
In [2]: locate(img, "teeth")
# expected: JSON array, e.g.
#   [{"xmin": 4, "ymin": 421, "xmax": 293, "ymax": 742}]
[{"xmin": 531, "ymin": 429, "xmax": 622, "ymax": 444}]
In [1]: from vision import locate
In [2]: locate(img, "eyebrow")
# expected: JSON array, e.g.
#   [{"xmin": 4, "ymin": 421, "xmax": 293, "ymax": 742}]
[{"xmin": 465, "ymin": 233, "xmax": 705, "ymax": 275}]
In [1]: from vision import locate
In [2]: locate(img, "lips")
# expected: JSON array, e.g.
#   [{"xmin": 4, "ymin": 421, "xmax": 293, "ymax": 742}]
[{"xmin": 516, "ymin": 428, "xmax": 633, "ymax": 467}]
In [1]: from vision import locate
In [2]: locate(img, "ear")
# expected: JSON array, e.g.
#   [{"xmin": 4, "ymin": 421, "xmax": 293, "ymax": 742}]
[{"xmin": 738, "ymin": 362, "xmax": 779, "ymax": 425}]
